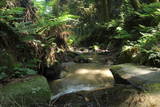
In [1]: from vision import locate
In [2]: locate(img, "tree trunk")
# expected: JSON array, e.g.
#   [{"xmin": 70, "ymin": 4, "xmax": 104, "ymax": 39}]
[{"xmin": 95, "ymin": 0, "xmax": 112, "ymax": 22}]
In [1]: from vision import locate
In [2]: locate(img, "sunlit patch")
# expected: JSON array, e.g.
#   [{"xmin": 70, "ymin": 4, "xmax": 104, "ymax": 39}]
[
  {"xmin": 122, "ymin": 65, "xmax": 158, "ymax": 76},
  {"xmin": 49, "ymin": 55, "xmax": 114, "ymax": 101},
  {"xmin": 75, "ymin": 68, "xmax": 113, "ymax": 77}
]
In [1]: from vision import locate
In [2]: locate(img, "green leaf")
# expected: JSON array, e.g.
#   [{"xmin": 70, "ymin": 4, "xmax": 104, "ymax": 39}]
[
  {"xmin": 14, "ymin": 67, "xmax": 38, "ymax": 75},
  {"xmin": 0, "ymin": 72, "xmax": 8, "ymax": 80}
]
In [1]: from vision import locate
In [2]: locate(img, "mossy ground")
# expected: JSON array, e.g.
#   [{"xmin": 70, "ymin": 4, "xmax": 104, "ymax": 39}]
[{"xmin": 0, "ymin": 75, "xmax": 51, "ymax": 106}]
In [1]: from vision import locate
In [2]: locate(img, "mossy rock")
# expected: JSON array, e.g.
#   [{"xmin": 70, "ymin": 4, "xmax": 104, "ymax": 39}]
[
  {"xmin": 51, "ymin": 84, "xmax": 160, "ymax": 107},
  {"xmin": 74, "ymin": 55, "xmax": 91, "ymax": 63},
  {"xmin": 110, "ymin": 63, "xmax": 160, "ymax": 93},
  {"xmin": 0, "ymin": 75, "xmax": 51, "ymax": 106}
]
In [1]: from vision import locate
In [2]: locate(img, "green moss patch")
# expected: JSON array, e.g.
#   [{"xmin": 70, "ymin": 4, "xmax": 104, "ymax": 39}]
[{"xmin": 0, "ymin": 75, "xmax": 51, "ymax": 106}]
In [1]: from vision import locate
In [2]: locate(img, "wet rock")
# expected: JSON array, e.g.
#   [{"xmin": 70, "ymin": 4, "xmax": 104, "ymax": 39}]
[
  {"xmin": 0, "ymin": 75, "xmax": 51, "ymax": 106},
  {"xmin": 51, "ymin": 84, "xmax": 160, "ymax": 107},
  {"xmin": 110, "ymin": 63, "xmax": 160, "ymax": 92},
  {"xmin": 60, "ymin": 71, "xmax": 68, "ymax": 78},
  {"xmin": 64, "ymin": 51, "xmax": 80, "ymax": 62},
  {"xmin": 105, "ymin": 59, "xmax": 114, "ymax": 66},
  {"xmin": 66, "ymin": 51, "xmax": 80, "ymax": 57},
  {"xmin": 61, "ymin": 62, "xmax": 76, "ymax": 70},
  {"xmin": 43, "ymin": 64, "xmax": 62, "ymax": 80},
  {"xmin": 49, "ymin": 56, "xmax": 160, "ymax": 106},
  {"xmin": 60, "ymin": 62, "xmax": 76, "ymax": 78},
  {"xmin": 109, "ymin": 64, "xmax": 160, "ymax": 106},
  {"xmin": 74, "ymin": 56, "xmax": 92, "ymax": 63}
]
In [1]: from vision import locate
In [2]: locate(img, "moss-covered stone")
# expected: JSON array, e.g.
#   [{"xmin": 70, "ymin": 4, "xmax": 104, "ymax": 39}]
[
  {"xmin": 110, "ymin": 63, "xmax": 160, "ymax": 93},
  {"xmin": 0, "ymin": 75, "xmax": 51, "ymax": 106},
  {"xmin": 51, "ymin": 84, "xmax": 160, "ymax": 107}
]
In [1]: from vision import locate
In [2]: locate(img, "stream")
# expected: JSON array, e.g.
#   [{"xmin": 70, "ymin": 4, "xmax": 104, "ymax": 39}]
[
  {"xmin": 48, "ymin": 51, "xmax": 160, "ymax": 106},
  {"xmin": 49, "ymin": 53, "xmax": 114, "ymax": 100}
]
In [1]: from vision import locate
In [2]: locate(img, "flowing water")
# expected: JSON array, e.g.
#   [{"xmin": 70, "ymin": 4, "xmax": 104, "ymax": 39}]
[{"xmin": 49, "ymin": 54, "xmax": 114, "ymax": 100}]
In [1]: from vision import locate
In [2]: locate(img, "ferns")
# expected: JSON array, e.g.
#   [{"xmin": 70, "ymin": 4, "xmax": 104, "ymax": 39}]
[
  {"xmin": 141, "ymin": 2, "xmax": 160, "ymax": 13},
  {"xmin": 0, "ymin": 7, "xmax": 24, "ymax": 22},
  {"xmin": 118, "ymin": 2, "xmax": 160, "ymax": 66},
  {"xmin": 36, "ymin": 14, "xmax": 78, "ymax": 34}
]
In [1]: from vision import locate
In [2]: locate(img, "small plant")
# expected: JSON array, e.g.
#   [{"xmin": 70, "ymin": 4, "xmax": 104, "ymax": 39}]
[
  {"xmin": 148, "ymin": 51, "xmax": 160, "ymax": 66},
  {"xmin": 0, "ymin": 7, "xmax": 24, "ymax": 22},
  {"xmin": 13, "ymin": 67, "xmax": 38, "ymax": 78},
  {"xmin": 0, "ymin": 72, "xmax": 8, "ymax": 80},
  {"xmin": 113, "ymin": 28, "xmax": 132, "ymax": 39}
]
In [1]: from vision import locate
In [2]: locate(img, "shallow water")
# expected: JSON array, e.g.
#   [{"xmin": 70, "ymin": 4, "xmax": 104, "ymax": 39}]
[{"xmin": 49, "ymin": 54, "xmax": 114, "ymax": 100}]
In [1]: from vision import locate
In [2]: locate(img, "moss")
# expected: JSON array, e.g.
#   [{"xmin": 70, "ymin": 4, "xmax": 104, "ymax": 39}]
[
  {"xmin": 110, "ymin": 64, "xmax": 130, "ymax": 75},
  {"xmin": 144, "ymin": 83, "xmax": 160, "ymax": 93},
  {"xmin": 110, "ymin": 65, "xmax": 122, "ymax": 70},
  {"xmin": 0, "ymin": 75, "xmax": 51, "ymax": 106}
]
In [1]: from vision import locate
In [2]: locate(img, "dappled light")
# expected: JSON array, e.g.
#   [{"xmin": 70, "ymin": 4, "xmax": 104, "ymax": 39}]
[
  {"xmin": 1, "ymin": 0, "xmax": 160, "ymax": 106},
  {"xmin": 49, "ymin": 54, "xmax": 114, "ymax": 100}
]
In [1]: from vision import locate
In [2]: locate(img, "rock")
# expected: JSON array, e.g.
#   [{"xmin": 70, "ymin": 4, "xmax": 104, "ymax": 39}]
[
  {"xmin": 43, "ymin": 64, "xmax": 62, "ymax": 80},
  {"xmin": 61, "ymin": 62, "xmax": 76, "ymax": 70},
  {"xmin": 49, "ymin": 61, "xmax": 160, "ymax": 106},
  {"xmin": 66, "ymin": 51, "xmax": 80, "ymax": 57},
  {"xmin": 59, "ymin": 62, "xmax": 76, "ymax": 78},
  {"xmin": 110, "ymin": 63, "xmax": 160, "ymax": 92},
  {"xmin": 105, "ymin": 59, "xmax": 114, "ymax": 65},
  {"xmin": 60, "ymin": 71, "xmax": 68, "ymax": 78},
  {"xmin": 0, "ymin": 75, "xmax": 51, "ymax": 106},
  {"xmin": 51, "ymin": 84, "xmax": 160, "ymax": 107},
  {"xmin": 74, "ymin": 56, "xmax": 91, "ymax": 63}
]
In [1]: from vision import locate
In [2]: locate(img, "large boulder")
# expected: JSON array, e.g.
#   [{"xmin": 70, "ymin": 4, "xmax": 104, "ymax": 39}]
[
  {"xmin": 110, "ymin": 63, "xmax": 160, "ymax": 92},
  {"xmin": 0, "ymin": 75, "xmax": 51, "ymax": 106},
  {"xmin": 109, "ymin": 63, "xmax": 160, "ymax": 106},
  {"xmin": 51, "ymin": 84, "xmax": 160, "ymax": 107}
]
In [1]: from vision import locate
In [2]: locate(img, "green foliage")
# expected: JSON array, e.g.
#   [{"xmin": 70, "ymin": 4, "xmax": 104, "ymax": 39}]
[
  {"xmin": 118, "ymin": 2, "xmax": 160, "ymax": 66},
  {"xmin": 0, "ymin": 0, "xmax": 80, "ymax": 81},
  {"xmin": 0, "ymin": 72, "xmax": 8, "ymax": 80},
  {"xmin": 0, "ymin": 7, "xmax": 24, "ymax": 22},
  {"xmin": 25, "ymin": 58, "xmax": 42, "ymax": 68},
  {"xmin": 14, "ymin": 22, "xmax": 37, "ymax": 34},
  {"xmin": 33, "ymin": 0, "xmax": 60, "ymax": 15},
  {"xmin": 141, "ymin": 3, "xmax": 160, "ymax": 14},
  {"xmin": 120, "ymin": 0, "xmax": 134, "ymax": 20},
  {"xmin": 113, "ymin": 27, "xmax": 132, "ymax": 39},
  {"xmin": 67, "ymin": 35, "xmax": 77, "ymax": 46},
  {"xmin": 101, "ymin": 19, "xmax": 120, "ymax": 29},
  {"xmin": 138, "ymin": 32, "xmax": 158, "ymax": 49},
  {"xmin": 120, "ymin": 24, "xmax": 160, "ymax": 66},
  {"xmin": 13, "ymin": 68, "xmax": 38, "ymax": 77},
  {"xmin": 1, "ymin": 0, "xmax": 160, "ymax": 82},
  {"xmin": 148, "ymin": 51, "xmax": 160, "ymax": 64},
  {"xmin": 134, "ymin": 3, "xmax": 160, "ymax": 26},
  {"xmin": 0, "ymin": 0, "xmax": 6, "ymax": 7},
  {"xmin": 0, "ymin": 63, "xmax": 38, "ymax": 80},
  {"xmin": 42, "ymin": 14, "xmax": 78, "ymax": 28}
]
